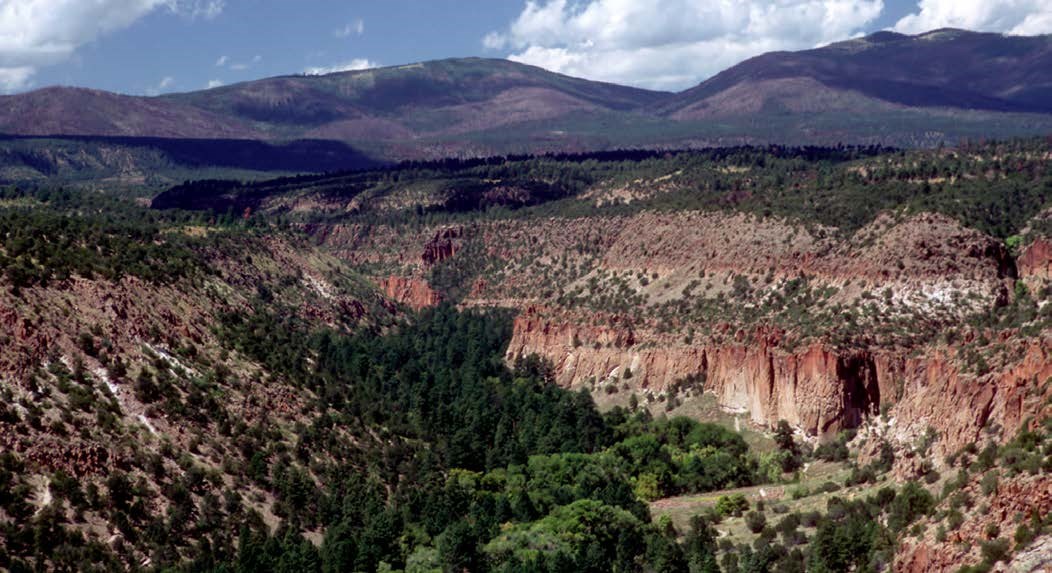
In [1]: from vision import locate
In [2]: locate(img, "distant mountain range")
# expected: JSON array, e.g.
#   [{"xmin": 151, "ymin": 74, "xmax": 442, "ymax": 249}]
[
  {"xmin": 662, "ymin": 29, "xmax": 1052, "ymax": 118},
  {"xmin": 2, "ymin": 28, "xmax": 1052, "ymax": 174}
]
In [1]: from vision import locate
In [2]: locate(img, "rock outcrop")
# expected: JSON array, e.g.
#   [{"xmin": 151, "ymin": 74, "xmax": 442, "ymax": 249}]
[
  {"xmin": 896, "ymin": 475, "xmax": 1052, "ymax": 572},
  {"xmin": 505, "ymin": 308, "xmax": 885, "ymax": 439},
  {"xmin": 379, "ymin": 276, "xmax": 442, "ymax": 310},
  {"xmin": 422, "ymin": 227, "xmax": 463, "ymax": 267},
  {"xmin": 1018, "ymin": 238, "xmax": 1052, "ymax": 281},
  {"xmin": 506, "ymin": 307, "xmax": 1052, "ymax": 452}
]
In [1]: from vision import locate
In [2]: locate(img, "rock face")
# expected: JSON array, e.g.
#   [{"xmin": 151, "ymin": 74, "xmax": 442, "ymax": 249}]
[
  {"xmin": 506, "ymin": 307, "xmax": 1052, "ymax": 451},
  {"xmin": 422, "ymin": 228, "xmax": 463, "ymax": 267},
  {"xmin": 896, "ymin": 475, "xmax": 1052, "ymax": 572},
  {"xmin": 505, "ymin": 309, "xmax": 885, "ymax": 439},
  {"xmin": 1018, "ymin": 239, "xmax": 1052, "ymax": 281},
  {"xmin": 379, "ymin": 276, "xmax": 442, "ymax": 310}
]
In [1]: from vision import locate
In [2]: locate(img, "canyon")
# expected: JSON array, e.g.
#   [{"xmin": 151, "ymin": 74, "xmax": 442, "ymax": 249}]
[
  {"xmin": 2, "ymin": 141, "xmax": 1047, "ymax": 570},
  {"xmin": 295, "ymin": 206, "xmax": 1049, "ymax": 463}
]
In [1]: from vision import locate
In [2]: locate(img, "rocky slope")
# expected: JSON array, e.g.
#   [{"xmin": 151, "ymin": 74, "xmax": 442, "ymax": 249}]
[
  {"xmin": 0, "ymin": 210, "xmax": 400, "ymax": 567},
  {"xmin": 0, "ymin": 230, "xmax": 389, "ymax": 462},
  {"xmin": 896, "ymin": 465, "xmax": 1051, "ymax": 572}
]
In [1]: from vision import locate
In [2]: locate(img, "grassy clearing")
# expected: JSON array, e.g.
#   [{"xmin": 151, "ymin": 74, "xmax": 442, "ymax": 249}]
[
  {"xmin": 595, "ymin": 389, "xmax": 778, "ymax": 454},
  {"xmin": 650, "ymin": 459, "xmax": 889, "ymax": 545}
]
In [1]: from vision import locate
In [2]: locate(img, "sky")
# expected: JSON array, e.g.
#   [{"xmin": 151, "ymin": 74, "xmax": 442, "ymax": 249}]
[{"xmin": 1, "ymin": 0, "xmax": 1050, "ymax": 95}]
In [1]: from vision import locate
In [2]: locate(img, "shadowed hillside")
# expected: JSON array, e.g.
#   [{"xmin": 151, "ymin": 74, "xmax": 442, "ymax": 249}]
[{"xmin": 661, "ymin": 29, "xmax": 1052, "ymax": 118}]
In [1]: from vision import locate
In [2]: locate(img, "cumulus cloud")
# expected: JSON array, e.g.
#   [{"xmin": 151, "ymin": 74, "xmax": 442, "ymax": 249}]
[
  {"xmin": 168, "ymin": 0, "xmax": 224, "ymax": 20},
  {"xmin": 206, "ymin": 79, "xmax": 223, "ymax": 88},
  {"xmin": 335, "ymin": 18, "xmax": 365, "ymax": 38},
  {"xmin": 484, "ymin": 0, "xmax": 887, "ymax": 90},
  {"xmin": 0, "ymin": 0, "xmax": 223, "ymax": 93},
  {"xmin": 217, "ymin": 54, "xmax": 261, "ymax": 71},
  {"xmin": 304, "ymin": 58, "xmax": 379, "ymax": 76},
  {"xmin": 894, "ymin": 0, "xmax": 1052, "ymax": 35},
  {"xmin": 0, "ymin": 65, "xmax": 34, "ymax": 92},
  {"xmin": 145, "ymin": 75, "xmax": 174, "ymax": 95}
]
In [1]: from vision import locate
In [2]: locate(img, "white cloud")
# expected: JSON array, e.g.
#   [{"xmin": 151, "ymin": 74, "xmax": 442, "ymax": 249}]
[
  {"xmin": 894, "ymin": 0, "xmax": 1052, "ymax": 35},
  {"xmin": 482, "ymin": 31, "xmax": 506, "ymax": 50},
  {"xmin": 335, "ymin": 18, "xmax": 365, "ymax": 38},
  {"xmin": 0, "ymin": 0, "xmax": 223, "ymax": 93},
  {"xmin": 145, "ymin": 75, "xmax": 174, "ymax": 95},
  {"xmin": 165, "ymin": 0, "xmax": 224, "ymax": 20},
  {"xmin": 206, "ymin": 79, "xmax": 223, "ymax": 88},
  {"xmin": 485, "ymin": 0, "xmax": 887, "ymax": 90},
  {"xmin": 304, "ymin": 58, "xmax": 379, "ymax": 76},
  {"xmin": 221, "ymin": 55, "xmax": 260, "ymax": 71},
  {"xmin": 0, "ymin": 65, "xmax": 34, "ymax": 91}
]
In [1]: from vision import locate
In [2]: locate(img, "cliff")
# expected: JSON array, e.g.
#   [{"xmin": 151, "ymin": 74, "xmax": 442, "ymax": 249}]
[
  {"xmin": 505, "ymin": 304, "xmax": 1052, "ymax": 453},
  {"xmin": 379, "ymin": 275, "xmax": 442, "ymax": 310},
  {"xmin": 1018, "ymin": 238, "xmax": 1052, "ymax": 281}
]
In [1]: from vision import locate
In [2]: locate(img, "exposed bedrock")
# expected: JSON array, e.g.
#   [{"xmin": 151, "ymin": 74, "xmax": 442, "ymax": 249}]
[{"xmin": 505, "ymin": 308, "xmax": 1052, "ymax": 451}]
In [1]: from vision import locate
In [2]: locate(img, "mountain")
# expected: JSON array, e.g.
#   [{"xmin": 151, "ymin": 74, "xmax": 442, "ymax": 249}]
[
  {"xmin": 2, "ymin": 31, "xmax": 1052, "ymax": 170},
  {"xmin": 0, "ymin": 87, "xmax": 263, "ymax": 139},
  {"xmin": 162, "ymin": 57, "xmax": 665, "ymax": 137},
  {"xmin": 661, "ymin": 28, "xmax": 1052, "ymax": 119},
  {"xmin": 0, "ymin": 58, "xmax": 664, "ymax": 147}
]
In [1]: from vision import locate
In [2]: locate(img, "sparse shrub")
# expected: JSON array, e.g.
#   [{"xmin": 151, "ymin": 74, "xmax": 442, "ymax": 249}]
[
  {"xmin": 947, "ymin": 509, "xmax": 965, "ymax": 531},
  {"xmin": 1014, "ymin": 523, "xmax": 1034, "ymax": 546},
  {"xmin": 980, "ymin": 471, "xmax": 999, "ymax": 496},
  {"xmin": 745, "ymin": 510, "xmax": 766, "ymax": 533},
  {"xmin": 817, "ymin": 481, "xmax": 841, "ymax": 494},
  {"xmin": 800, "ymin": 511, "xmax": 821, "ymax": 528},
  {"xmin": 980, "ymin": 538, "xmax": 1009, "ymax": 564},
  {"xmin": 715, "ymin": 493, "xmax": 749, "ymax": 517}
]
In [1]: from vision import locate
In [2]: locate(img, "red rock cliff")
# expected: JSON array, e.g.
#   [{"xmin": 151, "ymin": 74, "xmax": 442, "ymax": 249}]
[
  {"xmin": 1018, "ymin": 238, "xmax": 1052, "ymax": 281},
  {"xmin": 378, "ymin": 276, "xmax": 442, "ymax": 310},
  {"xmin": 506, "ymin": 308, "xmax": 1052, "ymax": 451}
]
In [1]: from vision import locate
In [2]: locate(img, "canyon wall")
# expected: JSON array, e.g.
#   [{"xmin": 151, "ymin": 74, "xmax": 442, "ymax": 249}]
[
  {"xmin": 303, "ymin": 210, "xmax": 1048, "ymax": 454},
  {"xmin": 504, "ymin": 307, "xmax": 887, "ymax": 439},
  {"xmin": 505, "ymin": 307, "xmax": 1052, "ymax": 453}
]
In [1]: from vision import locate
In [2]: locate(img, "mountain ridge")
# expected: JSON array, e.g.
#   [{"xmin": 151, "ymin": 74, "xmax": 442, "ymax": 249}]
[
  {"xmin": 662, "ymin": 28, "xmax": 1052, "ymax": 118},
  {"xmin": 3, "ymin": 29, "xmax": 1052, "ymax": 165}
]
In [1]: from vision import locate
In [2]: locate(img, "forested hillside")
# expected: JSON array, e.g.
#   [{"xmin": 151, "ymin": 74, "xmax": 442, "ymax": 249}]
[{"xmin": 0, "ymin": 139, "xmax": 1049, "ymax": 571}]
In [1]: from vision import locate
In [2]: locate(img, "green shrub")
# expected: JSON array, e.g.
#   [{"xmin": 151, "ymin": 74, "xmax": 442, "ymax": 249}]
[
  {"xmin": 980, "ymin": 472, "xmax": 999, "ymax": 496},
  {"xmin": 744, "ymin": 511, "xmax": 767, "ymax": 533},
  {"xmin": 715, "ymin": 493, "xmax": 749, "ymax": 517},
  {"xmin": 980, "ymin": 538, "xmax": 1009, "ymax": 564}
]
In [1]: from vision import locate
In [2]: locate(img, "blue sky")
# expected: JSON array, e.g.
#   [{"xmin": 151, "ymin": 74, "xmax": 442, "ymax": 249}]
[
  {"xmin": 32, "ymin": 1, "xmax": 526, "ymax": 95},
  {"xmin": 2, "ymin": 0, "xmax": 1049, "ymax": 94}
]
